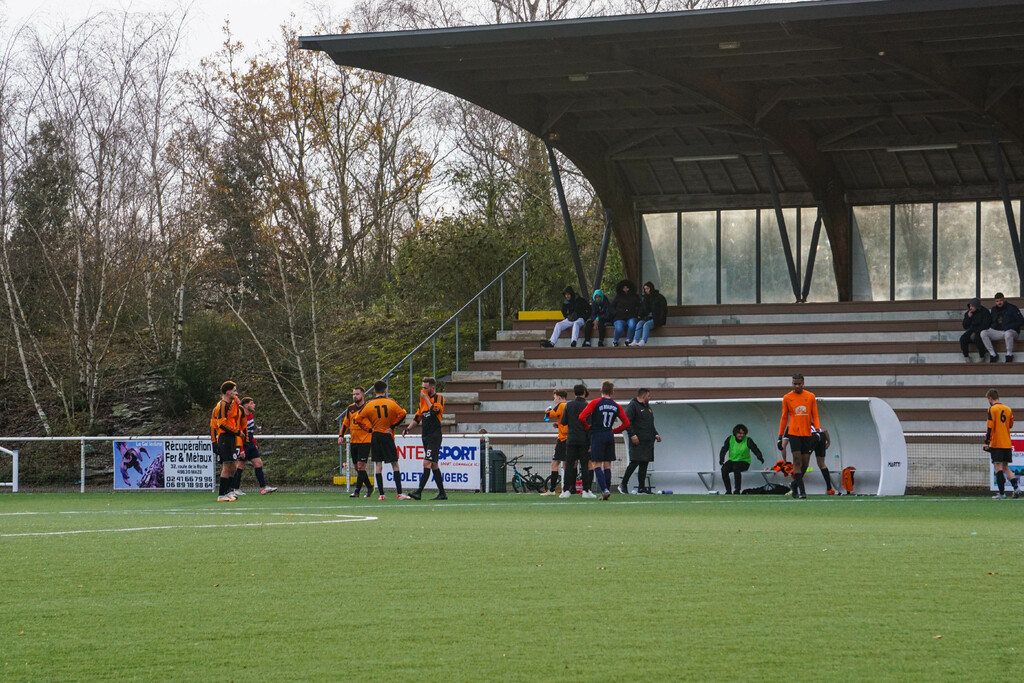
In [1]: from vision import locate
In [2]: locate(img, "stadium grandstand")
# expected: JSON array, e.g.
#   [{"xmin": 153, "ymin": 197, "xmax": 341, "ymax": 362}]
[{"xmin": 302, "ymin": 0, "xmax": 1024, "ymax": 491}]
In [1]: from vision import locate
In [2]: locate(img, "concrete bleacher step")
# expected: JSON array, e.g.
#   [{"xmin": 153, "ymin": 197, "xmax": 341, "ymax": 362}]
[
  {"xmin": 442, "ymin": 299, "xmax": 1007, "ymax": 435},
  {"xmin": 496, "ymin": 329, "xmax": 546, "ymax": 341},
  {"xmin": 473, "ymin": 349, "xmax": 525, "ymax": 362},
  {"xmin": 494, "ymin": 364, "xmax": 1019, "ymax": 389}
]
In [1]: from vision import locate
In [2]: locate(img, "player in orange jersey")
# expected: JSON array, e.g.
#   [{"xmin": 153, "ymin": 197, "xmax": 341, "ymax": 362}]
[
  {"xmin": 340, "ymin": 387, "xmax": 374, "ymax": 498},
  {"xmin": 778, "ymin": 373, "xmax": 820, "ymax": 499},
  {"xmin": 209, "ymin": 380, "xmax": 245, "ymax": 502},
  {"xmin": 402, "ymin": 377, "xmax": 448, "ymax": 501},
  {"xmin": 355, "ymin": 380, "xmax": 410, "ymax": 500},
  {"xmin": 984, "ymin": 388, "xmax": 1018, "ymax": 499},
  {"xmin": 541, "ymin": 389, "xmax": 568, "ymax": 495}
]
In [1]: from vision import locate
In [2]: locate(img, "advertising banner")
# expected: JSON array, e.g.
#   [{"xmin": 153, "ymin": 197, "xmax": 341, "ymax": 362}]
[
  {"xmin": 380, "ymin": 435, "xmax": 481, "ymax": 491},
  {"xmin": 114, "ymin": 439, "xmax": 215, "ymax": 491},
  {"xmin": 989, "ymin": 437, "xmax": 1024, "ymax": 492}
]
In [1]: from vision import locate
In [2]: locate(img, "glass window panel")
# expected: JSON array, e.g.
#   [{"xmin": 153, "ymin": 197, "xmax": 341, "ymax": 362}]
[
  {"xmin": 680, "ymin": 211, "xmax": 716, "ymax": 304},
  {"xmin": 800, "ymin": 207, "xmax": 838, "ymax": 302},
  {"xmin": 936, "ymin": 202, "xmax": 977, "ymax": 301},
  {"xmin": 980, "ymin": 201, "xmax": 1022, "ymax": 298},
  {"xmin": 641, "ymin": 213, "xmax": 679, "ymax": 305},
  {"xmin": 760, "ymin": 208, "xmax": 799, "ymax": 303},
  {"xmin": 720, "ymin": 210, "xmax": 756, "ymax": 303},
  {"xmin": 894, "ymin": 203, "xmax": 933, "ymax": 300},
  {"xmin": 851, "ymin": 206, "xmax": 890, "ymax": 301}
]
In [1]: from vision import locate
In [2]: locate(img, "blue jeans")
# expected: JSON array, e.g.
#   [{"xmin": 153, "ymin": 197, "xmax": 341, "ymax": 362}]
[
  {"xmin": 632, "ymin": 319, "xmax": 654, "ymax": 344},
  {"xmin": 613, "ymin": 318, "xmax": 637, "ymax": 343}
]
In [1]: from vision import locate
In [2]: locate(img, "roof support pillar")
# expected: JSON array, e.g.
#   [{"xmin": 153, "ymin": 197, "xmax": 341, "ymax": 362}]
[
  {"xmin": 801, "ymin": 210, "xmax": 824, "ymax": 303},
  {"xmin": 546, "ymin": 141, "xmax": 590, "ymax": 298},
  {"xmin": 990, "ymin": 129, "xmax": 1024, "ymax": 296},
  {"xmin": 593, "ymin": 208, "xmax": 613, "ymax": 293}
]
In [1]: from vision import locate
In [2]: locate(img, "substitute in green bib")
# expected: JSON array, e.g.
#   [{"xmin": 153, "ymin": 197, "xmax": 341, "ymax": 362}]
[{"xmin": 719, "ymin": 424, "xmax": 765, "ymax": 495}]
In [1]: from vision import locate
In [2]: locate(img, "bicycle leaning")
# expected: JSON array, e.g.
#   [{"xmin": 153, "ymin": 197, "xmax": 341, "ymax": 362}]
[{"xmin": 508, "ymin": 454, "xmax": 548, "ymax": 493}]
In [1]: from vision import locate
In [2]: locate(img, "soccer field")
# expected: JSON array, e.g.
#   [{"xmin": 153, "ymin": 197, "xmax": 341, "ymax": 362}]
[{"xmin": 1, "ymin": 492, "xmax": 1021, "ymax": 681}]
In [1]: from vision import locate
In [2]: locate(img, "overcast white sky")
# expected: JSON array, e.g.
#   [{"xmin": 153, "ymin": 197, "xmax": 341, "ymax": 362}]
[{"xmin": 2, "ymin": 0, "xmax": 350, "ymax": 63}]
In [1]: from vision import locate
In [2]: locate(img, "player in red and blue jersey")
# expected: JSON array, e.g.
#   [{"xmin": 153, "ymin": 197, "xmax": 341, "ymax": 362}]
[{"xmin": 578, "ymin": 380, "xmax": 630, "ymax": 500}]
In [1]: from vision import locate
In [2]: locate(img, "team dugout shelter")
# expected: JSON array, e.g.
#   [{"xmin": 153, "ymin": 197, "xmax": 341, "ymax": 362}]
[{"xmin": 301, "ymin": 0, "xmax": 1024, "ymax": 305}]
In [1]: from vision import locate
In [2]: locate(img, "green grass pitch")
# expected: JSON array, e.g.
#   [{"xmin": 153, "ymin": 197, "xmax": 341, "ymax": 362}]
[{"xmin": 1, "ymin": 491, "xmax": 1022, "ymax": 681}]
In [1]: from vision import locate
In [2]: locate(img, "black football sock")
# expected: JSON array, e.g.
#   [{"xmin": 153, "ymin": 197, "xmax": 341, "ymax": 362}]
[
  {"xmin": 550, "ymin": 472, "xmax": 560, "ymax": 489},
  {"xmin": 433, "ymin": 468, "xmax": 446, "ymax": 494},
  {"xmin": 996, "ymin": 471, "xmax": 1006, "ymax": 494},
  {"xmin": 594, "ymin": 467, "xmax": 608, "ymax": 492},
  {"xmin": 1011, "ymin": 476, "xmax": 1019, "ymax": 490},
  {"xmin": 353, "ymin": 471, "xmax": 363, "ymax": 495},
  {"xmin": 583, "ymin": 468, "xmax": 594, "ymax": 492},
  {"xmin": 393, "ymin": 469, "xmax": 403, "ymax": 494},
  {"xmin": 375, "ymin": 473, "xmax": 385, "ymax": 494},
  {"xmin": 364, "ymin": 471, "xmax": 374, "ymax": 493},
  {"xmin": 254, "ymin": 467, "xmax": 267, "ymax": 488},
  {"xmin": 821, "ymin": 467, "xmax": 834, "ymax": 491},
  {"xmin": 796, "ymin": 473, "xmax": 806, "ymax": 496},
  {"xmin": 219, "ymin": 477, "xmax": 230, "ymax": 496},
  {"xmin": 232, "ymin": 468, "xmax": 243, "ymax": 489},
  {"xmin": 604, "ymin": 468, "xmax": 612, "ymax": 490},
  {"xmin": 417, "ymin": 468, "xmax": 430, "ymax": 493}
]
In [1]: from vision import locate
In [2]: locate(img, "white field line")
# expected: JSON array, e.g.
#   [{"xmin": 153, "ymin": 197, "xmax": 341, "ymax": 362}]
[
  {"xmin": 0, "ymin": 495, "xmax": 983, "ymax": 523},
  {"xmin": 0, "ymin": 515, "xmax": 377, "ymax": 538}
]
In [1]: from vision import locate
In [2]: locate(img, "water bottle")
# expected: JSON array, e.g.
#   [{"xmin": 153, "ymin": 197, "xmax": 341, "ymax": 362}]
[{"xmin": 575, "ymin": 477, "xmax": 583, "ymax": 494}]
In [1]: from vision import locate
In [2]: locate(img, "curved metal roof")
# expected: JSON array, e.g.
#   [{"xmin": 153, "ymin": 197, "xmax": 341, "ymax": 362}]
[{"xmin": 300, "ymin": 0, "xmax": 1024, "ymax": 299}]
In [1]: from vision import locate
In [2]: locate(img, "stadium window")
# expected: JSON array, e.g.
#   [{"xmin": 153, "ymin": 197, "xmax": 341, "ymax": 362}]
[
  {"xmin": 641, "ymin": 213, "xmax": 679, "ymax": 305},
  {"xmin": 680, "ymin": 211, "xmax": 716, "ymax": 304},
  {"xmin": 894, "ymin": 203, "xmax": 933, "ymax": 300},
  {"xmin": 851, "ymin": 205, "xmax": 891, "ymax": 301},
  {"xmin": 720, "ymin": 210, "xmax": 756, "ymax": 304},
  {"xmin": 937, "ymin": 202, "xmax": 978, "ymax": 300},
  {"xmin": 980, "ymin": 200, "xmax": 1022, "ymax": 296},
  {"xmin": 760, "ymin": 207, "xmax": 799, "ymax": 303},
  {"xmin": 800, "ymin": 207, "xmax": 838, "ymax": 303}
]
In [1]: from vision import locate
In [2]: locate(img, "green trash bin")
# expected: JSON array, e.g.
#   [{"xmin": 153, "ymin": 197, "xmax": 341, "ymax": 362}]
[{"xmin": 489, "ymin": 449, "xmax": 507, "ymax": 493}]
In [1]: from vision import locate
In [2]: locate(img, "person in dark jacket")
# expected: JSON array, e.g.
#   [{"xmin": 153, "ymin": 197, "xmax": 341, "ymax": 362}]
[
  {"xmin": 541, "ymin": 286, "xmax": 589, "ymax": 348},
  {"xmin": 960, "ymin": 298, "xmax": 992, "ymax": 360},
  {"xmin": 611, "ymin": 279, "xmax": 642, "ymax": 346},
  {"xmin": 618, "ymin": 388, "xmax": 661, "ymax": 494},
  {"xmin": 719, "ymin": 424, "xmax": 764, "ymax": 495},
  {"xmin": 582, "ymin": 289, "xmax": 610, "ymax": 347},
  {"xmin": 632, "ymin": 281, "xmax": 668, "ymax": 347},
  {"xmin": 980, "ymin": 292, "xmax": 1023, "ymax": 362},
  {"xmin": 558, "ymin": 384, "xmax": 590, "ymax": 498}
]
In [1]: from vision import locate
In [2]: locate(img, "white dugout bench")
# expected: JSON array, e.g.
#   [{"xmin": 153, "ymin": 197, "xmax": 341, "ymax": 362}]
[{"xmin": 647, "ymin": 398, "xmax": 908, "ymax": 496}]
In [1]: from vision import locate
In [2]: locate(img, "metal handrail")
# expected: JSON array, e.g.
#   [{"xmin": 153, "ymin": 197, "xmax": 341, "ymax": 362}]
[{"xmin": 378, "ymin": 252, "xmax": 528, "ymax": 412}]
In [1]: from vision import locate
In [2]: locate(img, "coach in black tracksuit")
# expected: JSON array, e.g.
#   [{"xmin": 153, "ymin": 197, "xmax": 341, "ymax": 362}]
[
  {"xmin": 559, "ymin": 384, "xmax": 591, "ymax": 497},
  {"xmin": 620, "ymin": 388, "xmax": 660, "ymax": 494}
]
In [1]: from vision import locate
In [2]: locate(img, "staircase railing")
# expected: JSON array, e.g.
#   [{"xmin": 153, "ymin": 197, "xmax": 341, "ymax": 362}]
[{"xmin": 380, "ymin": 253, "xmax": 528, "ymax": 412}]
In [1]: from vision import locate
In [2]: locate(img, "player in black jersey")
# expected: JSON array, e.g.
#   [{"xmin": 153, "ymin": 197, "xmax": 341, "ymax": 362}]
[{"xmin": 402, "ymin": 377, "xmax": 448, "ymax": 501}]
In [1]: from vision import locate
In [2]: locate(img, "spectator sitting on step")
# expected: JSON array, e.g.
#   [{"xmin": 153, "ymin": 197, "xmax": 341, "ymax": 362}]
[
  {"xmin": 582, "ymin": 289, "xmax": 610, "ymax": 347},
  {"xmin": 541, "ymin": 286, "xmax": 589, "ymax": 348},
  {"xmin": 980, "ymin": 292, "xmax": 1023, "ymax": 363},
  {"xmin": 960, "ymin": 298, "xmax": 992, "ymax": 361},
  {"xmin": 610, "ymin": 279, "xmax": 642, "ymax": 347},
  {"xmin": 632, "ymin": 281, "xmax": 668, "ymax": 347}
]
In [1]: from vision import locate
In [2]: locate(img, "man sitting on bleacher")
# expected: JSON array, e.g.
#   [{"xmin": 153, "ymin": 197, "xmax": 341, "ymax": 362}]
[{"xmin": 541, "ymin": 286, "xmax": 589, "ymax": 348}]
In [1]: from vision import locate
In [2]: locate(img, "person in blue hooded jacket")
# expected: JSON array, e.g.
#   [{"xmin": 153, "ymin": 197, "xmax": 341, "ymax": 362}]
[{"xmin": 582, "ymin": 289, "xmax": 610, "ymax": 347}]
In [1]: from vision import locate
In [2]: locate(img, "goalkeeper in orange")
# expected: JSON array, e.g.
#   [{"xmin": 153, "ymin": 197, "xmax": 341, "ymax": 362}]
[{"xmin": 778, "ymin": 373, "xmax": 820, "ymax": 499}]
